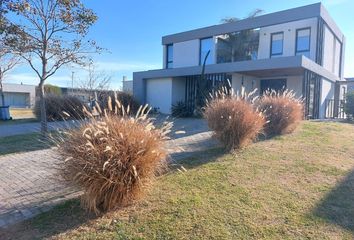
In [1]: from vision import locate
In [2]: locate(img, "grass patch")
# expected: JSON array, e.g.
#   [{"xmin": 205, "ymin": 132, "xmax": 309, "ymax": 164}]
[
  {"xmin": 2, "ymin": 121, "xmax": 354, "ymax": 239},
  {"xmin": 0, "ymin": 133, "xmax": 52, "ymax": 155},
  {"xmin": 10, "ymin": 108, "xmax": 36, "ymax": 119}
]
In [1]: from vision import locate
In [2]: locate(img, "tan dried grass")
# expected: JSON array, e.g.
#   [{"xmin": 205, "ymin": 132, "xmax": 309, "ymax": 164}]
[{"xmin": 55, "ymin": 99, "xmax": 172, "ymax": 214}]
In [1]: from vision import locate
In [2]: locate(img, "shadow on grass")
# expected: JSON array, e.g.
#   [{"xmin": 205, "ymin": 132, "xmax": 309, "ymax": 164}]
[
  {"xmin": 1, "ymin": 199, "xmax": 98, "ymax": 240},
  {"xmin": 0, "ymin": 133, "xmax": 53, "ymax": 156},
  {"xmin": 312, "ymin": 169, "xmax": 354, "ymax": 233},
  {"xmin": 170, "ymin": 147, "xmax": 226, "ymax": 170}
]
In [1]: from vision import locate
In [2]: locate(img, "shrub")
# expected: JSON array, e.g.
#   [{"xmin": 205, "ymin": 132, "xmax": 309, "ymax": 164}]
[
  {"xmin": 55, "ymin": 104, "xmax": 171, "ymax": 214},
  {"xmin": 344, "ymin": 91, "xmax": 354, "ymax": 118},
  {"xmin": 258, "ymin": 91, "xmax": 303, "ymax": 136},
  {"xmin": 171, "ymin": 101, "xmax": 191, "ymax": 117},
  {"xmin": 34, "ymin": 94, "xmax": 85, "ymax": 121},
  {"xmin": 98, "ymin": 91, "xmax": 140, "ymax": 115},
  {"xmin": 204, "ymin": 88, "xmax": 265, "ymax": 150}
]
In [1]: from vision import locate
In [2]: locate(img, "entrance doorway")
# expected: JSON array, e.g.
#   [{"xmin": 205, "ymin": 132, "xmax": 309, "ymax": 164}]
[{"xmin": 260, "ymin": 79, "xmax": 287, "ymax": 94}]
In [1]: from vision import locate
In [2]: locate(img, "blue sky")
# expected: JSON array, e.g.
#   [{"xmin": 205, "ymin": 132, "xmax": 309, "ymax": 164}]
[{"xmin": 7, "ymin": 0, "xmax": 354, "ymax": 89}]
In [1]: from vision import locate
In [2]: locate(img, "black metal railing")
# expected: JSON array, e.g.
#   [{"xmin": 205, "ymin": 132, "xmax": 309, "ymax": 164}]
[{"xmin": 324, "ymin": 99, "xmax": 346, "ymax": 119}]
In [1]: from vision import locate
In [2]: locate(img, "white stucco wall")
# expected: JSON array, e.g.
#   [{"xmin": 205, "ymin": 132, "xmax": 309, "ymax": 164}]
[
  {"xmin": 173, "ymin": 39, "xmax": 200, "ymax": 68},
  {"xmin": 258, "ymin": 18, "xmax": 318, "ymax": 61},
  {"xmin": 146, "ymin": 77, "xmax": 186, "ymax": 114},
  {"xmin": 172, "ymin": 77, "xmax": 186, "ymax": 104},
  {"xmin": 232, "ymin": 73, "xmax": 259, "ymax": 94},
  {"xmin": 146, "ymin": 78, "xmax": 173, "ymax": 114},
  {"xmin": 319, "ymin": 78, "xmax": 335, "ymax": 119},
  {"xmin": 286, "ymin": 76, "xmax": 303, "ymax": 98},
  {"xmin": 323, "ymin": 25, "xmax": 342, "ymax": 77}
]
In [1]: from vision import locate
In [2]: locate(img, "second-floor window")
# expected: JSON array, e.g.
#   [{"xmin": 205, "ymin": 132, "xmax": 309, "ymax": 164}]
[
  {"xmin": 166, "ymin": 44, "xmax": 173, "ymax": 69},
  {"xmin": 200, "ymin": 37, "xmax": 213, "ymax": 65},
  {"xmin": 296, "ymin": 28, "xmax": 311, "ymax": 58},
  {"xmin": 270, "ymin": 32, "xmax": 284, "ymax": 57}
]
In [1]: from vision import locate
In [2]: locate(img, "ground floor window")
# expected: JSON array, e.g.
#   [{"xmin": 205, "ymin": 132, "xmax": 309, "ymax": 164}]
[
  {"xmin": 303, "ymin": 70, "xmax": 321, "ymax": 119},
  {"xmin": 260, "ymin": 79, "xmax": 287, "ymax": 94}
]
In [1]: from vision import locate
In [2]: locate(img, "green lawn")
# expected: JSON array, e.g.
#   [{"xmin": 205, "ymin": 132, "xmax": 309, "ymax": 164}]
[
  {"xmin": 0, "ymin": 133, "xmax": 52, "ymax": 155},
  {"xmin": 2, "ymin": 121, "xmax": 354, "ymax": 239}
]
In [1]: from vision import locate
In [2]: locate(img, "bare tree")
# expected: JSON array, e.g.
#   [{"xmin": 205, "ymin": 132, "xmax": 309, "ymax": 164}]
[
  {"xmin": 0, "ymin": 48, "xmax": 20, "ymax": 106},
  {"xmin": 3, "ymin": 0, "xmax": 101, "ymax": 133},
  {"xmin": 78, "ymin": 63, "xmax": 112, "ymax": 106},
  {"xmin": 80, "ymin": 63, "xmax": 111, "ymax": 92},
  {"xmin": 0, "ymin": 1, "xmax": 20, "ymax": 106}
]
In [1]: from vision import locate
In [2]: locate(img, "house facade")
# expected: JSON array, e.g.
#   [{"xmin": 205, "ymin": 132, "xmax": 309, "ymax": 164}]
[
  {"xmin": 133, "ymin": 3, "xmax": 346, "ymax": 119},
  {"xmin": 2, "ymin": 83, "xmax": 36, "ymax": 108}
]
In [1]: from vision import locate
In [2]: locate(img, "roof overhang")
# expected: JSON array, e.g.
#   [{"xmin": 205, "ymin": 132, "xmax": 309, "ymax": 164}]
[{"xmin": 133, "ymin": 56, "xmax": 340, "ymax": 82}]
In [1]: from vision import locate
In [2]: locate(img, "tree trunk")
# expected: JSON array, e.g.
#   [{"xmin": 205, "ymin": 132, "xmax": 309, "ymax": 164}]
[
  {"xmin": 0, "ymin": 71, "xmax": 4, "ymax": 106},
  {"xmin": 0, "ymin": 88, "xmax": 4, "ymax": 106},
  {"xmin": 39, "ymin": 81, "xmax": 48, "ymax": 134}
]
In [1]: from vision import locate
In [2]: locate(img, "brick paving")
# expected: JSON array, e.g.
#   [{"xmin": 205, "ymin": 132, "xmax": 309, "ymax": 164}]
[{"xmin": 0, "ymin": 127, "xmax": 218, "ymax": 229}]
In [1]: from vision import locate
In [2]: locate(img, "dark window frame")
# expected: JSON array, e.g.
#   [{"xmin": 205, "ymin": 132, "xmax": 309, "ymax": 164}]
[
  {"xmin": 260, "ymin": 78, "xmax": 287, "ymax": 95},
  {"xmin": 199, "ymin": 37, "xmax": 213, "ymax": 65},
  {"xmin": 295, "ymin": 27, "xmax": 311, "ymax": 56},
  {"xmin": 270, "ymin": 32, "xmax": 284, "ymax": 58},
  {"xmin": 166, "ymin": 44, "xmax": 173, "ymax": 69}
]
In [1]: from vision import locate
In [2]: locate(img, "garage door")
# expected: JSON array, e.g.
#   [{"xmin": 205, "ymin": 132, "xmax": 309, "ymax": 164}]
[{"xmin": 3, "ymin": 92, "xmax": 30, "ymax": 108}]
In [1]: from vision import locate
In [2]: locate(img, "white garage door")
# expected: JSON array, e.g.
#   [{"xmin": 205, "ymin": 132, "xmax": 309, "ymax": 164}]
[
  {"xmin": 146, "ymin": 78, "xmax": 173, "ymax": 114},
  {"xmin": 4, "ymin": 92, "xmax": 30, "ymax": 108}
]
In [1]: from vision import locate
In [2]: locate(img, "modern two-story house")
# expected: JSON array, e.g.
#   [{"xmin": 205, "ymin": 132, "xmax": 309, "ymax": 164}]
[{"xmin": 133, "ymin": 3, "xmax": 346, "ymax": 119}]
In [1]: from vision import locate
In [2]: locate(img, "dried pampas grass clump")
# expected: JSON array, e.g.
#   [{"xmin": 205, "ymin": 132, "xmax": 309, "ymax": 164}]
[
  {"xmin": 55, "ymin": 100, "xmax": 172, "ymax": 214},
  {"xmin": 204, "ymin": 86, "xmax": 265, "ymax": 151},
  {"xmin": 257, "ymin": 90, "xmax": 303, "ymax": 136}
]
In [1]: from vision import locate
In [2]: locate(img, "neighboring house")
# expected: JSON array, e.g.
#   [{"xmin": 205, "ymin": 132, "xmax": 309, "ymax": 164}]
[
  {"xmin": 2, "ymin": 83, "xmax": 36, "ymax": 108},
  {"xmin": 122, "ymin": 76, "xmax": 133, "ymax": 93},
  {"xmin": 133, "ymin": 3, "xmax": 346, "ymax": 119}
]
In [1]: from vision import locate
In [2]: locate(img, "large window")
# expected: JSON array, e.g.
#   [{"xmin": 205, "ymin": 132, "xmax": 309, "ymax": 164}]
[
  {"xmin": 216, "ymin": 28, "xmax": 260, "ymax": 63},
  {"xmin": 200, "ymin": 38, "xmax": 213, "ymax": 65},
  {"xmin": 166, "ymin": 44, "xmax": 173, "ymax": 69},
  {"xmin": 296, "ymin": 28, "xmax": 311, "ymax": 58},
  {"xmin": 270, "ymin": 32, "xmax": 284, "ymax": 57}
]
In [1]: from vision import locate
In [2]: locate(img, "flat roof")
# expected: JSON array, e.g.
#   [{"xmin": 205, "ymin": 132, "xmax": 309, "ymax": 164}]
[{"xmin": 162, "ymin": 3, "xmax": 344, "ymax": 45}]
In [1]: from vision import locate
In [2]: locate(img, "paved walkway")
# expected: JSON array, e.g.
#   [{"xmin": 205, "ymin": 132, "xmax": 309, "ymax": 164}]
[
  {"xmin": 0, "ymin": 116, "xmax": 208, "ymax": 138},
  {"xmin": 0, "ymin": 121, "xmax": 81, "ymax": 137},
  {"xmin": 0, "ymin": 124, "xmax": 217, "ymax": 229}
]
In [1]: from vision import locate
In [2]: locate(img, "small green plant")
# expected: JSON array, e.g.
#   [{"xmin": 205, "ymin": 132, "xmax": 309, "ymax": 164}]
[
  {"xmin": 171, "ymin": 101, "xmax": 191, "ymax": 117},
  {"xmin": 344, "ymin": 91, "xmax": 354, "ymax": 119}
]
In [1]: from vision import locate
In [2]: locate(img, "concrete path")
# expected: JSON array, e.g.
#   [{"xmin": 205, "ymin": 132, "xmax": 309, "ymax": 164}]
[{"xmin": 0, "ymin": 119, "xmax": 217, "ymax": 229}]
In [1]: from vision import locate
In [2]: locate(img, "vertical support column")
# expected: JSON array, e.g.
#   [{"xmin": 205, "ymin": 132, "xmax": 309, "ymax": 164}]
[{"xmin": 316, "ymin": 17, "xmax": 324, "ymax": 66}]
